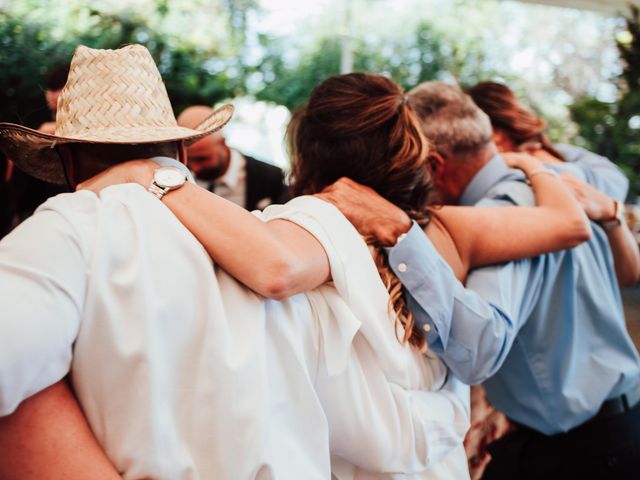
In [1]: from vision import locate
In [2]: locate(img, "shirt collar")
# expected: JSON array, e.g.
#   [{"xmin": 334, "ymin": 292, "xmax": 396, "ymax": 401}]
[
  {"xmin": 459, "ymin": 154, "xmax": 511, "ymax": 206},
  {"xmin": 150, "ymin": 156, "xmax": 195, "ymax": 183},
  {"xmin": 216, "ymin": 149, "xmax": 245, "ymax": 189}
]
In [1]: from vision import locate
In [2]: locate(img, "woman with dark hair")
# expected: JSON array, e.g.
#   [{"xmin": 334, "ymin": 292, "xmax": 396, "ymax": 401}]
[
  {"xmin": 467, "ymin": 80, "xmax": 639, "ymax": 287},
  {"xmin": 1, "ymin": 73, "xmax": 594, "ymax": 479},
  {"xmin": 466, "ymin": 81, "xmax": 565, "ymax": 160}
]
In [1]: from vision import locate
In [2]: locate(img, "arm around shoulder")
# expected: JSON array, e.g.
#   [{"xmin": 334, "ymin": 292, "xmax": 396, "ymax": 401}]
[
  {"xmin": 437, "ymin": 154, "xmax": 591, "ymax": 269},
  {"xmin": 0, "ymin": 207, "xmax": 86, "ymax": 416}
]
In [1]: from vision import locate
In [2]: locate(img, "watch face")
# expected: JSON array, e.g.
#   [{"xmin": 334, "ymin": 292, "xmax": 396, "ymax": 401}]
[{"xmin": 154, "ymin": 167, "xmax": 186, "ymax": 188}]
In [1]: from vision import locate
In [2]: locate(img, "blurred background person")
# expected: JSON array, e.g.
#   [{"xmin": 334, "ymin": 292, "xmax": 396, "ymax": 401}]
[
  {"xmin": 38, "ymin": 63, "xmax": 70, "ymax": 134},
  {"xmin": 0, "ymin": 63, "xmax": 70, "ymax": 239},
  {"xmin": 177, "ymin": 105, "xmax": 288, "ymax": 211}
]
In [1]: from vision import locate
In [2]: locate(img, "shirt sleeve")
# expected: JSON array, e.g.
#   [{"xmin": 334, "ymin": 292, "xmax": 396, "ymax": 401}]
[
  {"xmin": 312, "ymin": 285, "xmax": 471, "ymax": 473},
  {"xmin": 387, "ymin": 221, "xmax": 542, "ymax": 385},
  {"xmin": 556, "ymin": 144, "xmax": 629, "ymax": 200},
  {"xmin": 0, "ymin": 207, "xmax": 87, "ymax": 415}
]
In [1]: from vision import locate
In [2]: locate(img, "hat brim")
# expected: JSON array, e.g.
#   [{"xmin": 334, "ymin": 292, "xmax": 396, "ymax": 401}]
[{"xmin": 0, "ymin": 104, "xmax": 234, "ymax": 185}]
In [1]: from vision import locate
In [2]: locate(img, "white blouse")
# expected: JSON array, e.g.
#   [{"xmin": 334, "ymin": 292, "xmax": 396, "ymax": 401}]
[{"xmin": 0, "ymin": 184, "xmax": 469, "ymax": 479}]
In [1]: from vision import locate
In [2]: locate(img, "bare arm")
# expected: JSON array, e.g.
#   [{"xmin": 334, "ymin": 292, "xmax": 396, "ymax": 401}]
[
  {"xmin": 434, "ymin": 153, "xmax": 591, "ymax": 270},
  {"xmin": 603, "ymin": 222, "xmax": 640, "ymax": 286},
  {"xmin": 0, "ymin": 380, "xmax": 120, "ymax": 480},
  {"xmin": 561, "ymin": 173, "xmax": 640, "ymax": 287},
  {"xmin": 78, "ymin": 160, "xmax": 330, "ymax": 300}
]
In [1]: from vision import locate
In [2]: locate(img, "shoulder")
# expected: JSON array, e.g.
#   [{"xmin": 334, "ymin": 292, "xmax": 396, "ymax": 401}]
[
  {"xmin": 479, "ymin": 178, "xmax": 534, "ymax": 208},
  {"xmin": 555, "ymin": 143, "xmax": 590, "ymax": 157},
  {"xmin": 0, "ymin": 191, "xmax": 99, "ymax": 271},
  {"xmin": 33, "ymin": 190, "xmax": 101, "ymax": 237},
  {"xmin": 555, "ymin": 144, "xmax": 609, "ymax": 163},
  {"xmin": 244, "ymin": 154, "xmax": 284, "ymax": 177}
]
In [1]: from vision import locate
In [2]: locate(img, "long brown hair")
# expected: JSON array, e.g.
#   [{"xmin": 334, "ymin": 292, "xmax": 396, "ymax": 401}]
[
  {"xmin": 466, "ymin": 81, "xmax": 565, "ymax": 160},
  {"xmin": 288, "ymin": 73, "xmax": 435, "ymax": 350}
]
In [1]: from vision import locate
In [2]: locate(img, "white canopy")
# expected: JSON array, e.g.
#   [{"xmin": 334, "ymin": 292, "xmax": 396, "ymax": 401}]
[{"xmin": 517, "ymin": 0, "xmax": 640, "ymax": 14}]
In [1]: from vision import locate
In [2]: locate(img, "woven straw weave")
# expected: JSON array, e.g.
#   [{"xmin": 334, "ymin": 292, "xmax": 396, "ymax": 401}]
[
  {"xmin": 0, "ymin": 44, "xmax": 234, "ymax": 184},
  {"xmin": 57, "ymin": 45, "xmax": 188, "ymax": 141}
]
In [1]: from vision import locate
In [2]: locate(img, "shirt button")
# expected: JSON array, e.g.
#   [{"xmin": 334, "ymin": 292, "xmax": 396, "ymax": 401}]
[
  {"xmin": 423, "ymin": 324, "xmax": 432, "ymax": 333},
  {"xmin": 398, "ymin": 263, "xmax": 407, "ymax": 273}
]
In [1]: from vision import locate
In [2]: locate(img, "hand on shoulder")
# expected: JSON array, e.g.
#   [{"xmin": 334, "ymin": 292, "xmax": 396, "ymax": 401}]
[{"xmin": 315, "ymin": 177, "xmax": 411, "ymax": 246}]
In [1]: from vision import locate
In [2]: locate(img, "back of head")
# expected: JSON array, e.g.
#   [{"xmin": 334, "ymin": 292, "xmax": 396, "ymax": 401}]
[
  {"xmin": 288, "ymin": 72, "xmax": 433, "ymax": 349},
  {"xmin": 407, "ymin": 81, "xmax": 493, "ymax": 159},
  {"xmin": 177, "ymin": 106, "xmax": 215, "ymax": 130},
  {"xmin": 466, "ymin": 81, "xmax": 564, "ymax": 159},
  {"xmin": 61, "ymin": 142, "xmax": 179, "ymax": 187},
  {"xmin": 289, "ymin": 73, "xmax": 432, "ymax": 217}
]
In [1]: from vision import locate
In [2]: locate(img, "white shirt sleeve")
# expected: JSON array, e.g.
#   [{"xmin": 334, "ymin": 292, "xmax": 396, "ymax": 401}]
[
  {"xmin": 262, "ymin": 196, "xmax": 470, "ymax": 475},
  {"xmin": 0, "ymin": 204, "xmax": 87, "ymax": 415}
]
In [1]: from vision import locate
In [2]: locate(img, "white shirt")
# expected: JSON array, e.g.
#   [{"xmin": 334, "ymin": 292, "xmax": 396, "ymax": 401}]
[{"xmin": 0, "ymin": 177, "xmax": 469, "ymax": 479}]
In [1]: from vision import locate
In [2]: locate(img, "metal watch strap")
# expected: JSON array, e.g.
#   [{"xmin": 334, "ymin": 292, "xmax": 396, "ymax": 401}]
[
  {"xmin": 148, "ymin": 182, "xmax": 169, "ymax": 200},
  {"xmin": 600, "ymin": 200, "xmax": 624, "ymax": 231}
]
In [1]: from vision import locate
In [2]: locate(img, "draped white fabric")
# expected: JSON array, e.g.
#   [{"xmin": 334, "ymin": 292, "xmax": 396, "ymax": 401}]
[
  {"xmin": 516, "ymin": 0, "xmax": 639, "ymax": 14},
  {"xmin": 0, "ymin": 186, "xmax": 469, "ymax": 479}
]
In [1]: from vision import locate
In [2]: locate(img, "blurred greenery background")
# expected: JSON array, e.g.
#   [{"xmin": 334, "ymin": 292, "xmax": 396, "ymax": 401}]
[{"xmin": 0, "ymin": 0, "xmax": 638, "ymax": 200}]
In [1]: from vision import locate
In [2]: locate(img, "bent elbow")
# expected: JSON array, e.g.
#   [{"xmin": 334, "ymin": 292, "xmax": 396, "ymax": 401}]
[
  {"xmin": 255, "ymin": 261, "xmax": 299, "ymax": 300},
  {"xmin": 261, "ymin": 281, "xmax": 295, "ymax": 301},
  {"xmin": 452, "ymin": 364, "xmax": 491, "ymax": 386},
  {"xmin": 565, "ymin": 217, "xmax": 592, "ymax": 248}
]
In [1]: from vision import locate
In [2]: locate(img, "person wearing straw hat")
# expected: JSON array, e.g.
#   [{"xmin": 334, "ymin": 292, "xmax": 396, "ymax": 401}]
[{"xmin": 0, "ymin": 45, "xmax": 474, "ymax": 479}]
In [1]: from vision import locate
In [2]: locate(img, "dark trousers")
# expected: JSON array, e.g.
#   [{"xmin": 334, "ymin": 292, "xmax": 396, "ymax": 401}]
[{"xmin": 482, "ymin": 402, "xmax": 640, "ymax": 480}]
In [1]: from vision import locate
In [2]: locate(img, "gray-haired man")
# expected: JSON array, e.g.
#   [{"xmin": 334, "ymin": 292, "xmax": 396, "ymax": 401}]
[{"xmin": 323, "ymin": 81, "xmax": 640, "ymax": 479}]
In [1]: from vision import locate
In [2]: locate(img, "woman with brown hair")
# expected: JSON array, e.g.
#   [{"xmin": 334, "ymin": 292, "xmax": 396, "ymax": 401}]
[
  {"xmin": 1, "ymin": 73, "xmax": 593, "ymax": 479},
  {"xmin": 467, "ymin": 80, "xmax": 640, "ymax": 287}
]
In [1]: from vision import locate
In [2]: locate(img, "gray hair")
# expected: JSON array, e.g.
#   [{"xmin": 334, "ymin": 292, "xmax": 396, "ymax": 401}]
[{"xmin": 407, "ymin": 81, "xmax": 492, "ymax": 157}]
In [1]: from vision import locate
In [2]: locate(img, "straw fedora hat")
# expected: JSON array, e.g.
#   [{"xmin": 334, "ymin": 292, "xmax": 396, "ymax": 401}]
[{"xmin": 0, "ymin": 44, "xmax": 234, "ymax": 184}]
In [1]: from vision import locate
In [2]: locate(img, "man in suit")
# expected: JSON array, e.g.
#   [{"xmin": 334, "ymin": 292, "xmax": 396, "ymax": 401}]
[{"xmin": 177, "ymin": 105, "xmax": 288, "ymax": 210}]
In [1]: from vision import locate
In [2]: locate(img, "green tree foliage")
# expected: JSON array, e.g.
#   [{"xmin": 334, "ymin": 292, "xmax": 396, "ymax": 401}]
[
  {"xmin": 0, "ymin": 2, "xmax": 241, "ymax": 128},
  {"xmin": 569, "ymin": 6, "xmax": 640, "ymax": 201},
  {"xmin": 254, "ymin": 22, "xmax": 496, "ymax": 111},
  {"xmin": 253, "ymin": 37, "xmax": 342, "ymax": 111}
]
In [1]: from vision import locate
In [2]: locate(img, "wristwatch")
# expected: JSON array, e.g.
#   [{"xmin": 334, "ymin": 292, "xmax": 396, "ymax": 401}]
[
  {"xmin": 600, "ymin": 200, "xmax": 625, "ymax": 231},
  {"xmin": 148, "ymin": 166, "xmax": 187, "ymax": 200}
]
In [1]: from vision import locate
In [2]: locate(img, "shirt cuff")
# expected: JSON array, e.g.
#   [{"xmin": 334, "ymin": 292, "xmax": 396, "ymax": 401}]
[{"xmin": 385, "ymin": 221, "xmax": 452, "ymax": 347}]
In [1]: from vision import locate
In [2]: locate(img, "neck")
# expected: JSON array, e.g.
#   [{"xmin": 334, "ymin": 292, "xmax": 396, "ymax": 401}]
[{"xmin": 449, "ymin": 142, "xmax": 498, "ymax": 202}]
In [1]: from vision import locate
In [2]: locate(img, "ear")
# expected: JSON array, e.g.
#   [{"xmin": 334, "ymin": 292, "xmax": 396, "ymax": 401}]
[
  {"xmin": 492, "ymin": 129, "xmax": 512, "ymax": 153},
  {"xmin": 428, "ymin": 151, "xmax": 446, "ymax": 176}
]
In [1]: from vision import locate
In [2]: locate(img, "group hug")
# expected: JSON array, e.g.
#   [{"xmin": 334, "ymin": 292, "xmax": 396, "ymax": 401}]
[{"xmin": 0, "ymin": 43, "xmax": 639, "ymax": 480}]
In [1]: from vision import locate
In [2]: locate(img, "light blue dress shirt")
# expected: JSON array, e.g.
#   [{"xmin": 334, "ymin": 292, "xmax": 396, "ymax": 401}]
[
  {"xmin": 388, "ymin": 150, "xmax": 640, "ymax": 435},
  {"xmin": 555, "ymin": 144, "xmax": 629, "ymax": 201}
]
